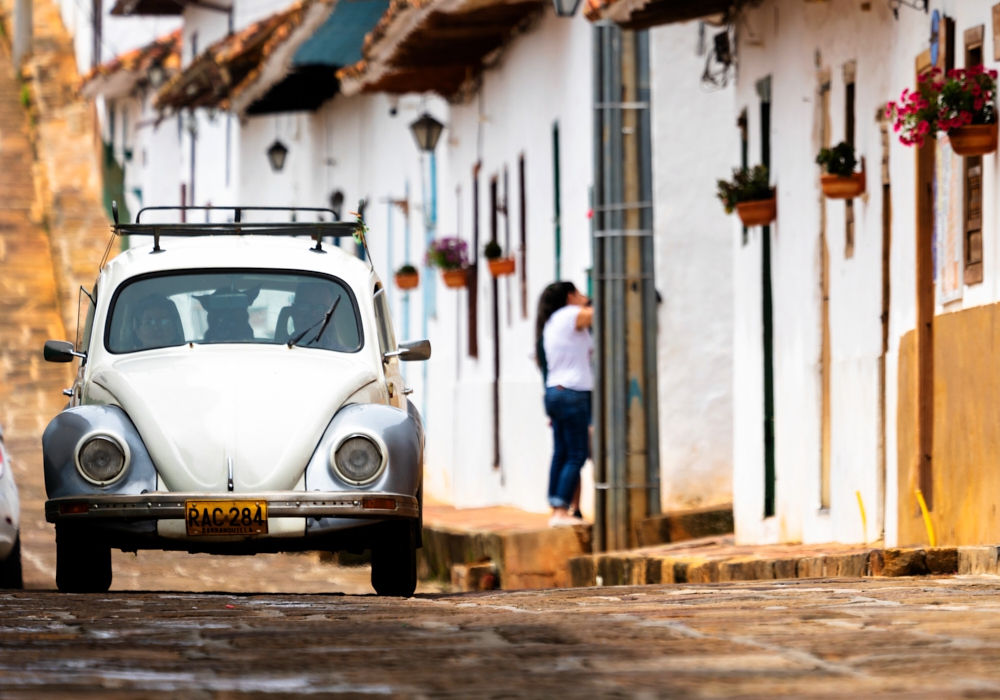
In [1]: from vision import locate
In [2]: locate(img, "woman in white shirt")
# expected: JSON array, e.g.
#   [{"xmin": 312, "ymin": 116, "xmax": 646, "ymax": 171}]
[{"xmin": 535, "ymin": 282, "xmax": 593, "ymax": 527}]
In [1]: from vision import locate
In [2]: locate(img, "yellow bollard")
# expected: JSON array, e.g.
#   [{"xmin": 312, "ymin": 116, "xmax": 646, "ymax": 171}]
[
  {"xmin": 915, "ymin": 489, "xmax": 937, "ymax": 547},
  {"xmin": 856, "ymin": 491, "xmax": 867, "ymax": 542}
]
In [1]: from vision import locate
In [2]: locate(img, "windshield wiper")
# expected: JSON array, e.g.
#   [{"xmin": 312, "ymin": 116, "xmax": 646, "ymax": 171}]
[{"xmin": 287, "ymin": 296, "xmax": 341, "ymax": 348}]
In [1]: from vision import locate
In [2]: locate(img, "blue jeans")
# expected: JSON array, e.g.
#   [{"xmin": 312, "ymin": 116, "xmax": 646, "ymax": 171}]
[{"xmin": 544, "ymin": 386, "xmax": 591, "ymax": 509}]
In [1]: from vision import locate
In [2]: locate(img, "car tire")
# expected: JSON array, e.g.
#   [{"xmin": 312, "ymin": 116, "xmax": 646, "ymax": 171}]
[
  {"xmin": 370, "ymin": 520, "xmax": 417, "ymax": 597},
  {"xmin": 55, "ymin": 526, "xmax": 112, "ymax": 593},
  {"xmin": 0, "ymin": 535, "xmax": 23, "ymax": 589}
]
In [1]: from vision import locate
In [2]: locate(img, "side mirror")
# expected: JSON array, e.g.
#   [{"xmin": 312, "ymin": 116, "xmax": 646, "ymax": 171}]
[
  {"xmin": 399, "ymin": 339, "xmax": 431, "ymax": 361},
  {"xmin": 384, "ymin": 339, "xmax": 431, "ymax": 363},
  {"xmin": 44, "ymin": 340, "xmax": 84, "ymax": 363}
]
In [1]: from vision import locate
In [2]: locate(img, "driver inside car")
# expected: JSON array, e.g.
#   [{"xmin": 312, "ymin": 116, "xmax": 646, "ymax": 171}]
[
  {"xmin": 130, "ymin": 294, "xmax": 184, "ymax": 350},
  {"xmin": 278, "ymin": 282, "xmax": 345, "ymax": 350}
]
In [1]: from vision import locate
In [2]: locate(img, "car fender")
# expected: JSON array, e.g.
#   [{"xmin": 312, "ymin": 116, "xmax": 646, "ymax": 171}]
[
  {"xmin": 304, "ymin": 403, "xmax": 422, "ymax": 497},
  {"xmin": 43, "ymin": 405, "xmax": 158, "ymax": 499}
]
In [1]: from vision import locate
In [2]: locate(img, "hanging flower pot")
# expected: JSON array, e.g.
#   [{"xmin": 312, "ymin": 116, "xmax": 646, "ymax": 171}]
[
  {"xmin": 426, "ymin": 237, "xmax": 470, "ymax": 291},
  {"xmin": 394, "ymin": 265, "xmax": 419, "ymax": 290},
  {"xmin": 735, "ymin": 197, "xmax": 777, "ymax": 227},
  {"xmin": 718, "ymin": 165, "xmax": 775, "ymax": 227},
  {"xmin": 817, "ymin": 145, "xmax": 866, "ymax": 199},
  {"xmin": 887, "ymin": 65, "xmax": 999, "ymax": 149},
  {"xmin": 488, "ymin": 257, "xmax": 516, "ymax": 277},
  {"xmin": 821, "ymin": 171, "xmax": 866, "ymax": 199},
  {"xmin": 442, "ymin": 269, "xmax": 467, "ymax": 289},
  {"xmin": 948, "ymin": 122, "xmax": 998, "ymax": 156}
]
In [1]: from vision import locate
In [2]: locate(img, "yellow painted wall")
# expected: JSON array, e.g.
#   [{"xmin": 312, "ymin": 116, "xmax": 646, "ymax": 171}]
[{"xmin": 898, "ymin": 302, "xmax": 1000, "ymax": 545}]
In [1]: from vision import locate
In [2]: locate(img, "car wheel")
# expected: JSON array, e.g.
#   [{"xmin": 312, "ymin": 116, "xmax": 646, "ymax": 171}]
[
  {"xmin": 55, "ymin": 526, "xmax": 112, "ymax": 593},
  {"xmin": 0, "ymin": 535, "xmax": 23, "ymax": 589},
  {"xmin": 370, "ymin": 520, "xmax": 417, "ymax": 597}
]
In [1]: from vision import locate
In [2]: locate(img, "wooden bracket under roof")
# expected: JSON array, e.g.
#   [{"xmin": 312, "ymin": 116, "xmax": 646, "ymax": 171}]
[
  {"xmin": 337, "ymin": 0, "xmax": 546, "ymax": 100},
  {"xmin": 583, "ymin": 0, "xmax": 730, "ymax": 30}
]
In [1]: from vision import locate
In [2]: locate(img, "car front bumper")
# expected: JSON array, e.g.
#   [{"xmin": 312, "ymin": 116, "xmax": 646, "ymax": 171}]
[{"xmin": 45, "ymin": 491, "xmax": 419, "ymax": 524}]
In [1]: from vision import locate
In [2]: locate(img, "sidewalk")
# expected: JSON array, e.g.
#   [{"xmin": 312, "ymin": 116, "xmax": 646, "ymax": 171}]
[
  {"xmin": 420, "ymin": 504, "xmax": 592, "ymax": 591},
  {"xmin": 419, "ymin": 502, "xmax": 738, "ymax": 591},
  {"xmin": 567, "ymin": 538, "xmax": 980, "ymax": 587}
]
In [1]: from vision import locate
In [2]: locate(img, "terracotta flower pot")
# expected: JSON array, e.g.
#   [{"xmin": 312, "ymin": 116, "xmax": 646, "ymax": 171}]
[
  {"xmin": 442, "ymin": 269, "xmax": 467, "ymax": 289},
  {"xmin": 487, "ymin": 257, "xmax": 516, "ymax": 277},
  {"xmin": 395, "ymin": 271, "xmax": 419, "ymax": 290},
  {"xmin": 948, "ymin": 123, "xmax": 998, "ymax": 156},
  {"xmin": 736, "ymin": 197, "xmax": 777, "ymax": 227},
  {"xmin": 821, "ymin": 170, "xmax": 866, "ymax": 199}
]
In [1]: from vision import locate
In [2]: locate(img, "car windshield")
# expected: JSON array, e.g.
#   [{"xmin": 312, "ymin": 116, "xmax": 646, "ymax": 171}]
[{"xmin": 107, "ymin": 271, "xmax": 362, "ymax": 354}]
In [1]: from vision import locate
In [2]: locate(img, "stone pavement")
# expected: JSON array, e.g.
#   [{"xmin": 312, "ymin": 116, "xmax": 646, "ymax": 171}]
[{"xmin": 3, "ymin": 577, "xmax": 1000, "ymax": 697}]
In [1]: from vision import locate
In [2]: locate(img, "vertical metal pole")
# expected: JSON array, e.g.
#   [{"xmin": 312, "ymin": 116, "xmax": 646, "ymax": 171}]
[
  {"xmin": 553, "ymin": 123, "xmax": 562, "ymax": 280},
  {"xmin": 591, "ymin": 25, "xmax": 606, "ymax": 552},
  {"xmin": 491, "ymin": 177, "xmax": 501, "ymax": 471},
  {"xmin": 592, "ymin": 23, "xmax": 658, "ymax": 551},
  {"xmin": 91, "ymin": 0, "xmax": 103, "ymax": 69},
  {"xmin": 422, "ymin": 152, "xmax": 437, "ymax": 429},
  {"xmin": 386, "ymin": 200, "xmax": 394, "ymax": 315},
  {"xmin": 13, "ymin": 0, "xmax": 32, "ymax": 68},
  {"xmin": 403, "ymin": 182, "xmax": 411, "ymax": 339}
]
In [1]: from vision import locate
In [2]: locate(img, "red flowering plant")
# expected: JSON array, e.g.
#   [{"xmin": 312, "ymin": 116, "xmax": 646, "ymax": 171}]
[
  {"xmin": 886, "ymin": 68, "xmax": 943, "ymax": 147},
  {"xmin": 938, "ymin": 65, "xmax": 997, "ymax": 132},
  {"xmin": 887, "ymin": 66, "xmax": 998, "ymax": 146}
]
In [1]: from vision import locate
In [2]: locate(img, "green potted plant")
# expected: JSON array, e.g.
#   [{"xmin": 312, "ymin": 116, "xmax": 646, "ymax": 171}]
[
  {"xmin": 426, "ymin": 237, "xmax": 469, "ymax": 289},
  {"xmin": 484, "ymin": 240, "xmax": 515, "ymax": 277},
  {"xmin": 717, "ymin": 165, "xmax": 776, "ymax": 227},
  {"xmin": 816, "ymin": 142, "xmax": 865, "ymax": 199},
  {"xmin": 394, "ymin": 263, "xmax": 419, "ymax": 290},
  {"xmin": 887, "ymin": 65, "xmax": 998, "ymax": 155}
]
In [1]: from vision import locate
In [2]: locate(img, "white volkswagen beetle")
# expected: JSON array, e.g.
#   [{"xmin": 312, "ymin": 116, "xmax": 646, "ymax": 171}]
[{"xmin": 42, "ymin": 207, "xmax": 428, "ymax": 595}]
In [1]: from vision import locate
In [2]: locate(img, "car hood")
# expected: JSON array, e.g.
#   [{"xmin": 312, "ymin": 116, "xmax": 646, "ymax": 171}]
[{"xmin": 90, "ymin": 346, "xmax": 378, "ymax": 492}]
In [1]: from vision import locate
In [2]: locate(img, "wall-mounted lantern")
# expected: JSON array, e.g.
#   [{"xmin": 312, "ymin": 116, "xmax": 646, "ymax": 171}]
[
  {"xmin": 267, "ymin": 139, "xmax": 288, "ymax": 172},
  {"xmin": 409, "ymin": 113, "xmax": 444, "ymax": 153},
  {"xmin": 552, "ymin": 0, "xmax": 582, "ymax": 18},
  {"xmin": 329, "ymin": 190, "xmax": 344, "ymax": 220}
]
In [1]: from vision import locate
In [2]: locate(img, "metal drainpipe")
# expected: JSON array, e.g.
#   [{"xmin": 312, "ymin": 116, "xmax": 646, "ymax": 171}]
[{"xmin": 592, "ymin": 22, "xmax": 658, "ymax": 551}]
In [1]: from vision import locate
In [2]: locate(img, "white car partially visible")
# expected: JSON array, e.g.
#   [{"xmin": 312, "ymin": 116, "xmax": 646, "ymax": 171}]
[{"xmin": 0, "ymin": 425, "xmax": 22, "ymax": 589}]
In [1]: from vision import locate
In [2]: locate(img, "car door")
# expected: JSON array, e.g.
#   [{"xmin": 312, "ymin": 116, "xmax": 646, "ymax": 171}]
[{"xmin": 373, "ymin": 285, "xmax": 405, "ymax": 409}]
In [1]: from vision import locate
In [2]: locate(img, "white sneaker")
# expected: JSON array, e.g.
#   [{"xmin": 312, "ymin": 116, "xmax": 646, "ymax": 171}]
[{"xmin": 549, "ymin": 513, "xmax": 584, "ymax": 528}]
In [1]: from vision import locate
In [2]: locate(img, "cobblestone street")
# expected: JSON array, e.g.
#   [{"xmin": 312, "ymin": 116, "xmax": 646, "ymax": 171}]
[{"xmin": 4, "ymin": 577, "xmax": 1000, "ymax": 697}]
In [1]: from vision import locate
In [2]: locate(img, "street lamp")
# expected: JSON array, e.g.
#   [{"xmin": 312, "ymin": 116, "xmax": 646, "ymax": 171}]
[
  {"xmin": 551, "ymin": 0, "xmax": 582, "ymax": 17},
  {"xmin": 267, "ymin": 139, "xmax": 288, "ymax": 172},
  {"xmin": 409, "ymin": 113, "xmax": 444, "ymax": 153}
]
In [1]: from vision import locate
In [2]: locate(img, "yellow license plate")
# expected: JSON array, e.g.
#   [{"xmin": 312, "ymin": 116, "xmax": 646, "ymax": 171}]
[{"xmin": 185, "ymin": 500, "xmax": 268, "ymax": 536}]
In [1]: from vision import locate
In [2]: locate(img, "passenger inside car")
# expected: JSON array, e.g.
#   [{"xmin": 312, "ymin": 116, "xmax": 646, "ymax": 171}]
[
  {"xmin": 130, "ymin": 294, "xmax": 184, "ymax": 350},
  {"xmin": 275, "ymin": 282, "xmax": 348, "ymax": 350},
  {"xmin": 196, "ymin": 286, "xmax": 260, "ymax": 342}
]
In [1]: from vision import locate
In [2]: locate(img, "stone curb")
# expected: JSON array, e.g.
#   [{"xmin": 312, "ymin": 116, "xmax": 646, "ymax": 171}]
[
  {"xmin": 419, "ymin": 522, "xmax": 592, "ymax": 591},
  {"xmin": 568, "ymin": 546, "xmax": 969, "ymax": 587}
]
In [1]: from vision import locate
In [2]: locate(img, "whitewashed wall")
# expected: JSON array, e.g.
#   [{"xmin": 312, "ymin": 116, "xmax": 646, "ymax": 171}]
[
  {"xmin": 55, "ymin": 0, "xmax": 178, "ymax": 74},
  {"xmin": 731, "ymin": 0, "xmax": 1000, "ymax": 546},
  {"xmin": 650, "ymin": 22, "xmax": 734, "ymax": 512}
]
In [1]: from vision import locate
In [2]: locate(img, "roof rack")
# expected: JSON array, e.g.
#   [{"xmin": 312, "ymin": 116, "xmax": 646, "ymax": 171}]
[{"xmin": 110, "ymin": 206, "xmax": 363, "ymax": 259}]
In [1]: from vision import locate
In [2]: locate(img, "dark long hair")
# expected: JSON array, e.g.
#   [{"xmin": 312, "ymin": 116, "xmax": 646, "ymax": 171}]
[{"xmin": 534, "ymin": 281, "xmax": 577, "ymax": 372}]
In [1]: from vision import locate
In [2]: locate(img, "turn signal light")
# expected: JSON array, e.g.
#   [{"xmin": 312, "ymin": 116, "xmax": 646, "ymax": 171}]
[
  {"xmin": 361, "ymin": 497, "xmax": 396, "ymax": 510},
  {"xmin": 59, "ymin": 502, "xmax": 90, "ymax": 515}
]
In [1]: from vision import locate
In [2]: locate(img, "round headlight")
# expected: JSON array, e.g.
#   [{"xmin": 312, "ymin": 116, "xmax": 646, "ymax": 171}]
[
  {"xmin": 77, "ymin": 436, "xmax": 127, "ymax": 484},
  {"xmin": 332, "ymin": 435, "xmax": 384, "ymax": 485}
]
